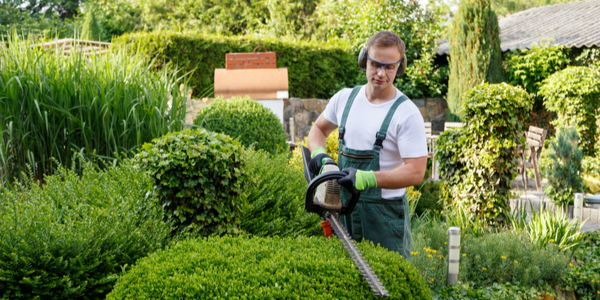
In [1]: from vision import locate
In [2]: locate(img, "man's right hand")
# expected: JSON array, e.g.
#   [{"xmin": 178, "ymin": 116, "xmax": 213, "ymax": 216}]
[{"xmin": 308, "ymin": 147, "xmax": 334, "ymax": 176}]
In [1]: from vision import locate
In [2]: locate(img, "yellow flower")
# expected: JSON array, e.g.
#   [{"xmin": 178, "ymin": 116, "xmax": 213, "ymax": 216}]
[
  {"xmin": 430, "ymin": 279, "xmax": 434, "ymax": 282},
  {"xmin": 432, "ymin": 267, "xmax": 435, "ymax": 270},
  {"xmin": 501, "ymin": 256, "xmax": 506, "ymax": 259},
  {"xmin": 550, "ymin": 239, "xmax": 554, "ymax": 242},
  {"xmin": 432, "ymin": 250, "xmax": 437, "ymax": 253},
  {"xmin": 444, "ymin": 242, "xmax": 447, "ymax": 245},
  {"xmin": 570, "ymin": 263, "xmax": 573, "ymax": 267},
  {"xmin": 428, "ymin": 254, "xmax": 432, "ymax": 258},
  {"xmin": 593, "ymin": 280, "xmax": 596, "ymax": 283},
  {"xmin": 482, "ymin": 267, "xmax": 487, "ymax": 271},
  {"xmin": 514, "ymin": 261, "xmax": 518, "ymax": 264},
  {"xmin": 462, "ymin": 253, "xmax": 466, "ymax": 257}
]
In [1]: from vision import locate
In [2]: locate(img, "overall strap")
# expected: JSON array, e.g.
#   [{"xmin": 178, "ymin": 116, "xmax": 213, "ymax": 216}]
[
  {"xmin": 374, "ymin": 94, "xmax": 409, "ymax": 149},
  {"xmin": 339, "ymin": 86, "xmax": 362, "ymax": 144}
]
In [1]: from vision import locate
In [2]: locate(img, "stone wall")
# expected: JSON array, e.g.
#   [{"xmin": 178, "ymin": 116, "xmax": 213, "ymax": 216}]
[{"xmin": 283, "ymin": 97, "xmax": 448, "ymax": 141}]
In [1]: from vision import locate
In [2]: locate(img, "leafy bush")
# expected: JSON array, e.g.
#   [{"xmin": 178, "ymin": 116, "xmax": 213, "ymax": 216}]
[
  {"xmin": 539, "ymin": 66, "xmax": 600, "ymax": 156},
  {"xmin": 432, "ymin": 281, "xmax": 555, "ymax": 299},
  {"xmin": 0, "ymin": 158, "xmax": 172, "ymax": 299},
  {"xmin": 289, "ymin": 128, "xmax": 339, "ymax": 173},
  {"xmin": 0, "ymin": 35, "xmax": 186, "ymax": 184},
  {"xmin": 415, "ymin": 179, "xmax": 442, "ymax": 217},
  {"xmin": 113, "ymin": 31, "xmax": 360, "ymax": 99},
  {"xmin": 107, "ymin": 236, "xmax": 432, "ymax": 300},
  {"xmin": 436, "ymin": 83, "xmax": 533, "ymax": 226},
  {"xmin": 504, "ymin": 42, "xmax": 571, "ymax": 95},
  {"xmin": 412, "ymin": 221, "xmax": 569, "ymax": 291},
  {"xmin": 134, "ymin": 128, "xmax": 247, "ymax": 236},
  {"xmin": 563, "ymin": 230, "xmax": 600, "ymax": 299},
  {"xmin": 194, "ymin": 96, "xmax": 288, "ymax": 154},
  {"xmin": 543, "ymin": 127, "xmax": 585, "ymax": 207},
  {"xmin": 446, "ymin": 0, "xmax": 504, "ymax": 121},
  {"xmin": 240, "ymin": 148, "xmax": 322, "ymax": 237},
  {"xmin": 582, "ymin": 156, "xmax": 600, "ymax": 194}
]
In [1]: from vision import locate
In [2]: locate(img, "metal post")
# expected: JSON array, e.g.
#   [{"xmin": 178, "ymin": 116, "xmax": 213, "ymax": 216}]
[
  {"xmin": 289, "ymin": 117, "xmax": 295, "ymax": 143},
  {"xmin": 574, "ymin": 193, "xmax": 583, "ymax": 221},
  {"xmin": 447, "ymin": 227, "xmax": 460, "ymax": 285}
]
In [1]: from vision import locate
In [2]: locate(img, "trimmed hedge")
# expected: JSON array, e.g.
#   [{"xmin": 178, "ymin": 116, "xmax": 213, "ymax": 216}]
[
  {"xmin": 436, "ymin": 83, "xmax": 533, "ymax": 226},
  {"xmin": 241, "ymin": 148, "xmax": 322, "ymax": 237},
  {"xmin": 113, "ymin": 31, "xmax": 361, "ymax": 99},
  {"xmin": 195, "ymin": 96, "xmax": 288, "ymax": 154},
  {"xmin": 0, "ymin": 158, "xmax": 172, "ymax": 299},
  {"xmin": 134, "ymin": 128, "xmax": 247, "ymax": 236},
  {"xmin": 106, "ymin": 236, "xmax": 432, "ymax": 300}
]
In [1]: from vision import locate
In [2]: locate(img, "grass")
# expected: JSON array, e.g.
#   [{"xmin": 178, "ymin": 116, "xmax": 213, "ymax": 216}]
[{"xmin": 0, "ymin": 34, "xmax": 188, "ymax": 184}]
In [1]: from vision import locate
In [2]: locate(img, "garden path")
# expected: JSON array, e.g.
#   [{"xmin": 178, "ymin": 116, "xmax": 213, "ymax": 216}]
[{"xmin": 510, "ymin": 178, "xmax": 600, "ymax": 232}]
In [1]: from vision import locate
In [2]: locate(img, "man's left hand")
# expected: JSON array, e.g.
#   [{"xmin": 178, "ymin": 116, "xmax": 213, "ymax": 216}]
[{"xmin": 338, "ymin": 168, "xmax": 377, "ymax": 193}]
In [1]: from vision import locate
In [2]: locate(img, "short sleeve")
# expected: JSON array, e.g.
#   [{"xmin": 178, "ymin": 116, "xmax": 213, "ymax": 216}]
[
  {"xmin": 397, "ymin": 109, "xmax": 428, "ymax": 158},
  {"xmin": 323, "ymin": 89, "xmax": 344, "ymax": 126}
]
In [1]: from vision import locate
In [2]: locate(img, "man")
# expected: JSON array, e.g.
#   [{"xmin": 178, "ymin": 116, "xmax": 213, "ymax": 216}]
[{"xmin": 307, "ymin": 31, "xmax": 427, "ymax": 260}]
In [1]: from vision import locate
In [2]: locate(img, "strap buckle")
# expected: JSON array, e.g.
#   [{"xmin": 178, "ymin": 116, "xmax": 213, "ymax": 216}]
[{"xmin": 374, "ymin": 132, "xmax": 386, "ymax": 148}]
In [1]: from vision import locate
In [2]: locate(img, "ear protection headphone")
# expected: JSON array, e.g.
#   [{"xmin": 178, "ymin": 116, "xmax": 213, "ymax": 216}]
[{"xmin": 357, "ymin": 47, "xmax": 407, "ymax": 78}]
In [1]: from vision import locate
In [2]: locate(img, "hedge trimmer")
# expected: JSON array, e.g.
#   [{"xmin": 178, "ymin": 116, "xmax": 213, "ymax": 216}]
[{"xmin": 301, "ymin": 145, "xmax": 390, "ymax": 297}]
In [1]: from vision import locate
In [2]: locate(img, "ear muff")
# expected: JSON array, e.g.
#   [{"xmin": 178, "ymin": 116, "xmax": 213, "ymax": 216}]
[{"xmin": 358, "ymin": 47, "xmax": 407, "ymax": 78}]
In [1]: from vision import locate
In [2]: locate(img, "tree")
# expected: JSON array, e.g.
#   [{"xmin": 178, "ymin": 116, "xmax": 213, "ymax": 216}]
[
  {"xmin": 446, "ymin": 0, "xmax": 503, "ymax": 121},
  {"xmin": 80, "ymin": 7, "xmax": 100, "ymax": 41}
]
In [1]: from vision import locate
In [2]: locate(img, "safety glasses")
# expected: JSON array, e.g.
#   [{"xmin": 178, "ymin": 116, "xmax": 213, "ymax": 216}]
[{"xmin": 367, "ymin": 54, "xmax": 401, "ymax": 73}]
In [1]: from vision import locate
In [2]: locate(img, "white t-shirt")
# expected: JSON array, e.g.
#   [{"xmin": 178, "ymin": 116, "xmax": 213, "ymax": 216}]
[{"xmin": 323, "ymin": 85, "xmax": 428, "ymax": 199}]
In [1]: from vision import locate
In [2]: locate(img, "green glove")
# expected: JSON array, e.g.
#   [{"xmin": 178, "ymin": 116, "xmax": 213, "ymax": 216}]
[
  {"xmin": 338, "ymin": 168, "xmax": 377, "ymax": 191},
  {"xmin": 309, "ymin": 146, "xmax": 334, "ymax": 175}
]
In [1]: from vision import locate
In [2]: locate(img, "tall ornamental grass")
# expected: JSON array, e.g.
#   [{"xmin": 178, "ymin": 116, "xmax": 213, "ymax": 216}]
[{"xmin": 0, "ymin": 36, "xmax": 187, "ymax": 184}]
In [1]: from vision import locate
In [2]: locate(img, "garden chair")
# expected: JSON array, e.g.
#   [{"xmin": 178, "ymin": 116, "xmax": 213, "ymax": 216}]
[{"xmin": 517, "ymin": 126, "xmax": 547, "ymax": 192}]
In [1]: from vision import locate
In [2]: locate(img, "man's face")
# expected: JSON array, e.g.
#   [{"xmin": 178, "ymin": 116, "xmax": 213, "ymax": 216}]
[{"xmin": 366, "ymin": 46, "xmax": 402, "ymax": 91}]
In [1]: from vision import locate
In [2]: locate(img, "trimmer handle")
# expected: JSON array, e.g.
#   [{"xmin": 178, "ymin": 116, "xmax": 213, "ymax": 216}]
[{"xmin": 304, "ymin": 170, "xmax": 360, "ymax": 217}]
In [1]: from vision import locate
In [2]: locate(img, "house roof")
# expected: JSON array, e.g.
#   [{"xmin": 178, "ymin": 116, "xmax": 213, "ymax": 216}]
[{"xmin": 436, "ymin": 0, "xmax": 600, "ymax": 55}]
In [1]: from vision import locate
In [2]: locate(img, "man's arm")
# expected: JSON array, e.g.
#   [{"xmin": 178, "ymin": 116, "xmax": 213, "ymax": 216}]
[
  {"xmin": 307, "ymin": 114, "xmax": 338, "ymax": 152},
  {"xmin": 374, "ymin": 156, "xmax": 427, "ymax": 189}
]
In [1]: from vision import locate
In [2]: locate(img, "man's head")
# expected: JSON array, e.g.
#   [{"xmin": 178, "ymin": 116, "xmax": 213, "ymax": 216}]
[{"xmin": 365, "ymin": 31, "xmax": 406, "ymax": 91}]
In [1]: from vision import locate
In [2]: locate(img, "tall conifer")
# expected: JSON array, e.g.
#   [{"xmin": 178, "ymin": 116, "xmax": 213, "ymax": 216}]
[
  {"xmin": 81, "ymin": 8, "xmax": 101, "ymax": 41},
  {"xmin": 446, "ymin": 0, "xmax": 503, "ymax": 121}
]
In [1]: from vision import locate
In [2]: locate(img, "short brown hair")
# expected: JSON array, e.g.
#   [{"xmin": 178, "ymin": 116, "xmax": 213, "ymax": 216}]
[{"xmin": 367, "ymin": 31, "xmax": 405, "ymax": 57}]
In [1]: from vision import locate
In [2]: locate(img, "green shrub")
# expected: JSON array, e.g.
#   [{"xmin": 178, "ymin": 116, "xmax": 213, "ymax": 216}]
[
  {"xmin": 543, "ymin": 126, "xmax": 585, "ymax": 207},
  {"xmin": 0, "ymin": 35, "xmax": 186, "ymax": 184},
  {"xmin": 0, "ymin": 158, "xmax": 172, "ymax": 299},
  {"xmin": 412, "ymin": 221, "xmax": 568, "ymax": 291},
  {"xmin": 446, "ymin": 0, "xmax": 504, "ymax": 121},
  {"xmin": 80, "ymin": 7, "xmax": 102, "ymax": 41},
  {"xmin": 504, "ymin": 42, "xmax": 571, "ymax": 95},
  {"xmin": 113, "ymin": 31, "xmax": 360, "ymax": 99},
  {"xmin": 134, "ymin": 128, "xmax": 247, "ymax": 236},
  {"xmin": 107, "ymin": 236, "xmax": 432, "ymax": 300},
  {"xmin": 241, "ymin": 148, "xmax": 322, "ymax": 237},
  {"xmin": 539, "ymin": 66, "xmax": 600, "ymax": 156},
  {"xmin": 564, "ymin": 230, "xmax": 600, "ymax": 298},
  {"xmin": 195, "ymin": 96, "xmax": 288, "ymax": 154},
  {"xmin": 415, "ymin": 179, "xmax": 442, "ymax": 217},
  {"xmin": 436, "ymin": 83, "xmax": 533, "ymax": 226}
]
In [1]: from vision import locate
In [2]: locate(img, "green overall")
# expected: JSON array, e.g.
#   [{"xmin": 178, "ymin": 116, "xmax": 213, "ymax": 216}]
[{"xmin": 338, "ymin": 86, "xmax": 411, "ymax": 260}]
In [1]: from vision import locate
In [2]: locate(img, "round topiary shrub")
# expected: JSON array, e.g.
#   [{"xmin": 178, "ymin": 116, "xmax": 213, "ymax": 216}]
[
  {"xmin": 135, "ymin": 128, "xmax": 247, "ymax": 236},
  {"xmin": 106, "ymin": 236, "xmax": 432, "ymax": 300},
  {"xmin": 194, "ymin": 96, "xmax": 288, "ymax": 154}
]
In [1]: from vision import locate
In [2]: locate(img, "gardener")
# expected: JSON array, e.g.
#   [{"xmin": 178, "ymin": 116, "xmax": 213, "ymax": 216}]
[{"xmin": 307, "ymin": 31, "xmax": 427, "ymax": 260}]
